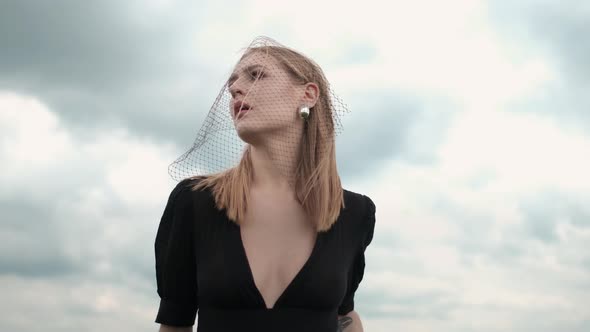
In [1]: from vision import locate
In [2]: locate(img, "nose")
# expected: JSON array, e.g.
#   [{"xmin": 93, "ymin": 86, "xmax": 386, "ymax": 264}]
[{"xmin": 228, "ymin": 78, "xmax": 245, "ymax": 98}]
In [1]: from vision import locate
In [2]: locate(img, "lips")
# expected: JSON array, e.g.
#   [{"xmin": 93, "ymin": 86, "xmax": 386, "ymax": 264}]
[{"xmin": 233, "ymin": 101, "xmax": 252, "ymax": 118}]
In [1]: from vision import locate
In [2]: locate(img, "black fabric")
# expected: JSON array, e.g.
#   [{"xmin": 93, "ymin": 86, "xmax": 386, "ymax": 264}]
[{"xmin": 155, "ymin": 178, "xmax": 376, "ymax": 331}]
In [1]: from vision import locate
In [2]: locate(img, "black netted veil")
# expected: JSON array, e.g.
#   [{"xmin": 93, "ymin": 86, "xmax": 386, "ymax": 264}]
[{"xmin": 168, "ymin": 36, "xmax": 350, "ymax": 181}]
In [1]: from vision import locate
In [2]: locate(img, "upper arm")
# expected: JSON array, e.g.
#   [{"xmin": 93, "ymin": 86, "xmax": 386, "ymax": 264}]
[
  {"xmin": 338, "ymin": 310, "xmax": 363, "ymax": 332},
  {"xmin": 159, "ymin": 325, "xmax": 193, "ymax": 332},
  {"xmin": 337, "ymin": 195, "xmax": 376, "ymax": 315},
  {"xmin": 155, "ymin": 179, "xmax": 199, "ymax": 326}
]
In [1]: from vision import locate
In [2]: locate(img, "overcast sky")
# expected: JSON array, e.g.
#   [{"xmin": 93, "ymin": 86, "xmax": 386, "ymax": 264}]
[{"xmin": 1, "ymin": 0, "xmax": 589, "ymax": 331}]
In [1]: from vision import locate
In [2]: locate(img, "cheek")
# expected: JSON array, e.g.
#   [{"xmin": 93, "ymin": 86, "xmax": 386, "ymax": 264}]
[
  {"xmin": 254, "ymin": 82, "xmax": 299, "ymax": 114},
  {"xmin": 258, "ymin": 87, "xmax": 284, "ymax": 104}
]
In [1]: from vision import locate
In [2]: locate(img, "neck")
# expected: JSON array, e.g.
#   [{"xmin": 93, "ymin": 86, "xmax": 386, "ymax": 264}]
[{"xmin": 249, "ymin": 136, "xmax": 300, "ymax": 191}]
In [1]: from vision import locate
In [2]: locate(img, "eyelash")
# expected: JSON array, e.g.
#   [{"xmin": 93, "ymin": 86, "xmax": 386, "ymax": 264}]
[
  {"xmin": 228, "ymin": 70, "xmax": 264, "ymax": 94},
  {"xmin": 249, "ymin": 70, "xmax": 264, "ymax": 80}
]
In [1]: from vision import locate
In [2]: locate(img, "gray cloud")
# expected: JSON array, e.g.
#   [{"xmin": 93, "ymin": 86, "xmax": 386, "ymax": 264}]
[
  {"xmin": 487, "ymin": 1, "xmax": 590, "ymax": 127},
  {"xmin": 358, "ymin": 288, "xmax": 459, "ymax": 320},
  {"xmin": 519, "ymin": 191, "xmax": 590, "ymax": 243},
  {"xmin": 0, "ymin": 276, "xmax": 157, "ymax": 332},
  {"xmin": 0, "ymin": 0, "xmax": 219, "ymax": 147},
  {"xmin": 426, "ymin": 186, "xmax": 590, "ymax": 276},
  {"xmin": 337, "ymin": 90, "xmax": 455, "ymax": 180},
  {"xmin": 0, "ymin": 166, "xmax": 162, "ymax": 292},
  {"xmin": 4, "ymin": 1, "xmax": 589, "ymax": 331},
  {"xmin": 488, "ymin": 1, "xmax": 590, "ymax": 81},
  {"xmin": 0, "ymin": 0, "xmax": 413, "ymax": 176},
  {"xmin": 0, "ymin": 197, "xmax": 76, "ymax": 277}
]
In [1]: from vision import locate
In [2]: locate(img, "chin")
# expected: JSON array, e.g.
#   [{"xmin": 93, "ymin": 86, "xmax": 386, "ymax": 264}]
[
  {"xmin": 235, "ymin": 123, "xmax": 264, "ymax": 144},
  {"xmin": 235, "ymin": 122, "xmax": 291, "ymax": 144}
]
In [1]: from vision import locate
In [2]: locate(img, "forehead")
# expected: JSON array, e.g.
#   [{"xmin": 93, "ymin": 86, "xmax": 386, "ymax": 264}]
[
  {"xmin": 227, "ymin": 51, "xmax": 286, "ymax": 87},
  {"xmin": 233, "ymin": 51, "xmax": 281, "ymax": 72}
]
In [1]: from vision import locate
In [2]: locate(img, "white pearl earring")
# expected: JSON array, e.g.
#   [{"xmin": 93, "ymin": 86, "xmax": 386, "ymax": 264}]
[{"xmin": 299, "ymin": 106, "xmax": 310, "ymax": 120}]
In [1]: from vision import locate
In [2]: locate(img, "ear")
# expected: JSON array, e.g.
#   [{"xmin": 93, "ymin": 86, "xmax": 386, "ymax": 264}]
[{"xmin": 301, "ymin": 82, "xmax": 320, "ymax": 108}]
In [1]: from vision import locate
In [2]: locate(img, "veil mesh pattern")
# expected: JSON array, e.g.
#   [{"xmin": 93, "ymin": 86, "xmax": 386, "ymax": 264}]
[{"xmin": 168, "ymin": 36, "xmax": 350, "ymax": 181}]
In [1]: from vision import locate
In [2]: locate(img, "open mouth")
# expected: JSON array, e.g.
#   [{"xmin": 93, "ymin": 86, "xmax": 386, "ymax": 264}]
[{"xmin": 234, "ymin": 102, "xmax": 252, "ymax": 119}]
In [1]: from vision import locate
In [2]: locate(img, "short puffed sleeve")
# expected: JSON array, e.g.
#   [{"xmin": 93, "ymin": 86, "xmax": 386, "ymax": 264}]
[
  {"xmin": 338, "ymin": 194, "xmax": 376, "ymax": 316},
  {"xmin": 154, "ymin": 179, "xmax": 199, "ymax": 326}
]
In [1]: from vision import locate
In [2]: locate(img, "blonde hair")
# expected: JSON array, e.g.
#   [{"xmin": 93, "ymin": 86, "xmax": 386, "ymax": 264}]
[{"xmin": 189, "ymin": 45, "xmax": 344, "ymax": 232}]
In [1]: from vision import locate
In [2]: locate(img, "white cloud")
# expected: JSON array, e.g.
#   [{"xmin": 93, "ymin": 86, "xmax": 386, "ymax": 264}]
[
  {"xmin": 0, "ymin": 275, "xmax": 156, "ymax": 332},
  {"xmin": 438, "ymin": 109, "xmax": 590, "ymax": 190},
  {"xmin": 0, "ymin": 93, "xmax": 71, "ymax": 181},
  {"xmin": 190, "ymin": 0, "xmax": 554, "ymax": 112},
  {"xmin": 2, "ymin": 1, "xmax": 590, "ymax": 331},
  {"xmin": 354, "ymin": 106, "xmax": 590, "ymax": 330},
  {"xmin": 0, "ymin": 91, "xmax": 178, "ymax": 203},
  {"xmin": 0, "ymin": 91, "xmax": 179, "ymax": 330}
]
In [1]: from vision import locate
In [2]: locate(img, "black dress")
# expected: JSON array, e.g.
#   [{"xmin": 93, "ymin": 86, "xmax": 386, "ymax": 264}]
[{"xmin": 155, "ymin": 178, "xmax": 376, "ymax": 332}]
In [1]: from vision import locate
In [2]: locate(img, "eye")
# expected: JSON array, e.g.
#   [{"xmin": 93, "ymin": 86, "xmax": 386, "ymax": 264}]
[{"xmin": 249, "ymin": 70, "xmax": 264, "ymax": 80}]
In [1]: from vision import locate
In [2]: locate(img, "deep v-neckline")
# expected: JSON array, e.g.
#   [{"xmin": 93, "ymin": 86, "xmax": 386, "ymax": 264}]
[{"xmin": 235, "ymin": 224, "xmax": 321, "ymax": 310}]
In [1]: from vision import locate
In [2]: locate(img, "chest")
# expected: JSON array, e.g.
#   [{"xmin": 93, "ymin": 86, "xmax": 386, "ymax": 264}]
[
  {"xmin": 196, "ymin": 198, "xmax": 355, "ymax": 311},
  {"xmin": 239, "ymin": 198, "xmax": 317, "ymax": 309}
]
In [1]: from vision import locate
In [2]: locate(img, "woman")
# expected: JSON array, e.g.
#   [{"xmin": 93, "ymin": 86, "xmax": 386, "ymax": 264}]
[{"xmin": 155, "ymin": 37, "xmax": 376, "ymax": 332}]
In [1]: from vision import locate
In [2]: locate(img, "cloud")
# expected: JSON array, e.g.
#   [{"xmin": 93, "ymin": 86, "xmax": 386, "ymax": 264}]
[
  {"xmin": 488, "ymin": 0, "xmax": 590, "ymax": 83},
  {"xmin": 0, "ymin": 275, "xmax": 157, "ymax": 331},
  {"xmin": 487, "ymin": 0, "xmax": 590, "ymax": 128},
  {"xmin": 350, "ymin": 106, "xmax": 590, "ymax": 331},
  {"xmin": 0, "ymin": 0, "xmax": 224, "ymax": 147},
  {"xmin": 0, "ymin": 92, "xmax": 174, "ymax": 330},
  {"xmin": 0, "ymin": 196, "xmax": 76, "ymax": 277},
  {"xmin": 2, "ymin": 1, "xmax": 590, "ymax": 331},
  {"xmin": 2, "ymin": 0, "xmax": 551, "ymax": 172},
  {"xmin": 336, "ymin": 90, "xmax": 456, "ymax": 179}
]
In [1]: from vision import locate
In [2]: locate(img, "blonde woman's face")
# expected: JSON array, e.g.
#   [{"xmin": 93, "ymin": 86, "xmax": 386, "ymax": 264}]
[{"xmin": 227, "ymin": 52, "xmax": 304, "ymax": 141}]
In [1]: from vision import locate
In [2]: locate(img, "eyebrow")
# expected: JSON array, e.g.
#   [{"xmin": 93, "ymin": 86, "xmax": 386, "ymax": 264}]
[{"xmin": 227, "ymin": 64, "xmax": 264, "ymax": 86}]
